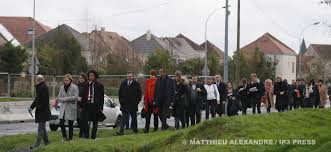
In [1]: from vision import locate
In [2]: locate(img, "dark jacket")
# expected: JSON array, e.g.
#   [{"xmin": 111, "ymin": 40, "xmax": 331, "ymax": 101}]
[
  {"xmin": 227, "ymin": 89, "xmax": 241, "ymax": 116},
  {"xmin": 154, "ymin": 75, "xmax": 176, "ymax": 107},
  {"xmin": 188, "ymin": 82, "xmax": 207, "ymax": 105},
  {"xmin": 274, "ymin": 81, "xmax": 289, "ymax": 109},
  {"xmin": 175, "ymin": 83, "xmax": 189, "ymax": 108},
  {"xmin": 237, "ymin": 84, "xmax": 248, "ymax": 105},
  {"xmin": 77, "ymin": 82, "xmax": 88, "ymax": 119},
  {"xmin": 118, "ymin": 80, "xmax": 142, "ymax": 112},
  {"xmin": 247, "ymin": 82, "xmax": 261, "ymax": 100},
  {"xmin": 30, "ymin": 81, "xmax": 51, "ymax": 123},
  {"xmin": 86, "ymin": 81, "xmax": 104, "ymax": 121},
  {"xmin": 215, "ymin": 82, "xmax": 227, "ymax": 102}
]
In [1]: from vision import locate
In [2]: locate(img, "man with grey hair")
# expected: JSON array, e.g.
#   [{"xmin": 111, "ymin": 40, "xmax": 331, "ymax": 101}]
[{"xmin": 28, "ymin": 74, "xmax": 51, "ymax": 149}]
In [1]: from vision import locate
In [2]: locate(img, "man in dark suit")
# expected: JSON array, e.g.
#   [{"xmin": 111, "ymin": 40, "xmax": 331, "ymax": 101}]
[
  {"xmin": 186, "ymin": 74, "xmax": 206, "ymax": 126},
  {"xmin": 247, "ymin": 73, "xmax": 262, "ymax": 114},
  {"xmin": 154, "ymin": 68, "xmax": 176, "ymax": 130},
  {"xmin": 214, "ymin": 74, "xmax": 227, "ymax": 116},
  {"xmin": 29, "ymin": 74, "xmax": 51, "ymax": 149},
  {"xmin": 86, "ymin": 70, "xmax": 104, "ymax": 139},
  {"xmin": 116, "ymin": 71, "xmax": 142, "ymax": 135}
]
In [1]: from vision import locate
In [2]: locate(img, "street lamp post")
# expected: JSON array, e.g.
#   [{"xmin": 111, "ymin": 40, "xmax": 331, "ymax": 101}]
[
  {"xmin": 31, "ymin": 0, "xmax": 36, "ymax": 97},
  {"xmin": 298, "ymin": 22, "xmax": 320, "ymax": 79},
  {"xmin": 224, "ymin": 0, "xmax": 230, "ymax": 83},
  {"xmin": 204, "ymin": 7, "xmax": 222, "ymax": 82}
]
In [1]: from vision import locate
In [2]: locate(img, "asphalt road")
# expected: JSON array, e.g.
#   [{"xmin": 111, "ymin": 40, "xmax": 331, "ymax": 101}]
[{"xmin": 1, "ymin": 103, "xmax": 330, "ymax": 137}]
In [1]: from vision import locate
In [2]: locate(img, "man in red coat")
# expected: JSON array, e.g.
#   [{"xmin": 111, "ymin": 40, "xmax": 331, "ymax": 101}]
[{"xmin": 143, "ymin": 69, "xmax": 159, "ymax": 133}]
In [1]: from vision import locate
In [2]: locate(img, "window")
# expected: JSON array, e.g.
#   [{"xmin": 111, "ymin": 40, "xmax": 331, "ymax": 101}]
[{"xmin": 292, "ymin": 62, "xmax": 295, "ymax": 73}]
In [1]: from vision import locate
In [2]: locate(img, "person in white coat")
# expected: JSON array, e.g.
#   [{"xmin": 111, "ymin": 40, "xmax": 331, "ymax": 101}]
[
  {"xmin": 204, "ymin": 77, "xmax": 220, "ymax": 119},
  {"xmin": 57, "ymin": 74, "xmax": 79, "ymax": 141}
]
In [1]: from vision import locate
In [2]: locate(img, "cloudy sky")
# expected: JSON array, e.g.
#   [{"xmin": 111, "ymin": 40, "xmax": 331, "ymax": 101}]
[{"xmin": 1, "ymin": 0, "xmax": 330, "ymax": 55}]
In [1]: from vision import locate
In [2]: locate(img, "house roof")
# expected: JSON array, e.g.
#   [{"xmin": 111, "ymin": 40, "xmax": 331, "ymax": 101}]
[
  {"xmin": 309, "ymin": 44, "xmax": 331, "ymax": 59},
  {"xmin": 176, "ymin": 33, "xmax": 203, "ymax": 50},
  {"xmin": 25, "ymin": 24, "xmax": 88, "ymax": 51},
  {"xmin": 162, "ymin": 37, "xmax": 203, "ymax": 59},
  {"xmin": 240, "ymin": 33, "xmax": 297, "ymax": 56},
  {"xmin": 0, "ymin": 16, "xmax": 51, "ymax": 44},
  {"xmin": 129, "ymin": 33, "xmax": 167, "ymax": 54},
  {"xmin": 200, "ymin": 40, "xmax": 224, "ymax": 59},
  {"xmin": 86, "ymin": 30, "xmax": 136, "ymax": 56}
]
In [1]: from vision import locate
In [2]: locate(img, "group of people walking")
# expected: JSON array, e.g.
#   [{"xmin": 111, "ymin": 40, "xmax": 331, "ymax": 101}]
[
  {"xmin": 28, "ymin": 70, "xmax": 105, "ymax": 149},
  {"xmin": 28, "ymin": 68, "xmax": 331, "ymax": 148}
]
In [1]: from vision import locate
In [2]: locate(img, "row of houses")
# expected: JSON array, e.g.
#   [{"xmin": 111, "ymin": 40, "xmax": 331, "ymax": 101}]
[{"xmin": 0, "ymin": 16, "xmax": 330, "ymax": 82}]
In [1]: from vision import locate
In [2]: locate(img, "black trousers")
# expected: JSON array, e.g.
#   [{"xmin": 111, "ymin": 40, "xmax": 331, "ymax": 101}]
[
  {"xmin": 158, "ymin": 103, "xmax": 170, "ymax": 130},
  {"xmin": 293, "ymin": 97, "xmax": 302, "ymax": 109},
  {"xmin": 77, "ymin": 117, "xmax": 89, "ymax": 138},
  {"xmin": 251, "ymin": 97, "xmax": 261, "ymax": 114},
  {"xmin": 174, "ymin": 104, "xmax": 186, "ymax": 129},
  {"xmin": 186, "ymin": 102, "xmax": 202, "ymax": 127},
  {"xmin": 119, "ymin": 109, "xmax": 137, "ymax": 133},
  {"xmin": 33, "ymin": 122, "xmax": 49, "ymax": 148},
  {"xmin": 60, "ymin": 119, "xmax": 74, "ymax": 140},
  {"xmin": 205, "ymin": 100, "xmax": 217, "ymax": 120},
  {"xmin": 144, "ymin": 103, "xmax": 159, "ymax": 131},
  {"xmin": 241, "ymin": 98, "xmax": 249, "ymax": 115}
]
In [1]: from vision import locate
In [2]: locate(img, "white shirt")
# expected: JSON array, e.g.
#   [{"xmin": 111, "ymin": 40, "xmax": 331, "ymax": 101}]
[{"xmin": 204, "ymin": 84, "xmax": 220, "ymax": 101}]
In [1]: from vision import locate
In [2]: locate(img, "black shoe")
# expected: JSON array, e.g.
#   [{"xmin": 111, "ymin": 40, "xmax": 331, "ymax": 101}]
[
  {"xmin": 153, "ymin": 128, "xmax": 158, "ymax": 132},
  {"xmin": 44, "ymin": 141, "xmax": 50, "ymax": 146},
  {"xmin": 143, "ymin": 128, "xmax": 149, "ymax": 133},
  {"xmin": 114, "ymin": 132, "xmax": 123, "ymax": 136},
  {"xmin": 133, "ymin": 130, "xmax": 138, "ymax": 133}
]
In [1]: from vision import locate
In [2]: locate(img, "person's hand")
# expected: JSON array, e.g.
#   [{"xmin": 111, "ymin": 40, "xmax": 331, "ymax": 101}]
[
  {"xmin": 280, "ymin": 92, "xmax": 284, "ymax": 95},
  {"xmin": 217, "ymin": 100, "xmax": 220, "ymax": 104},
  {"xmin": 28, "ymin": 107, "xmax": 32, "ymax": 113},
  {"xmin": 78, "ymin": 97, "xmax": 82, "ymax": 102},
  {"xmin": 197, "ymin": 88, "xmax": 201, "ymax": 92}
]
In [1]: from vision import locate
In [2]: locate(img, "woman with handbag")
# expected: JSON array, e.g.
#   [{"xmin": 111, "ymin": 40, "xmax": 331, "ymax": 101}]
[{"xmin": 143, "ymin": 69, "xmax": 159, "ymax": 133}]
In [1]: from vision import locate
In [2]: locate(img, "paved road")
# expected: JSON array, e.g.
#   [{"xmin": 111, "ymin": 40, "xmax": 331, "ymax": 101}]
[{"xmin": 1, "ymin": 101, "xmax": 330, "ymax": 137}]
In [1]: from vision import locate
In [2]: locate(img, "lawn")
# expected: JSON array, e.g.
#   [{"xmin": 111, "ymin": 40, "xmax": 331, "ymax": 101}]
[
  {"xmin": 0, "ymin": 98, "xmax": 18, "ymax": 102},
  {"xmin": 1, "ymin": 108, "xmax": 331, "ymax": 152}
]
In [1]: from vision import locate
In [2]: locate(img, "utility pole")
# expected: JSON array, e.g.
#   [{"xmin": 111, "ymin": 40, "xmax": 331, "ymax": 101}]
[
  {"xmin": 31, "ymin": 0, "xmax": 36, "ymax": 97},
  {"xmin": 235, "ymin": 0, "xmax": 241, "ymax": 87},
  {"xmin": 224, "ymin": 0, "xmax": 230, "ymax": 83}
]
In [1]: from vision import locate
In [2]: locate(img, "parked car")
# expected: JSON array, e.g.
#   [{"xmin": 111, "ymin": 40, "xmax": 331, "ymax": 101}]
[{"xmin": 49, "ymin": 95, "xmax": 122, "ymax": 131}]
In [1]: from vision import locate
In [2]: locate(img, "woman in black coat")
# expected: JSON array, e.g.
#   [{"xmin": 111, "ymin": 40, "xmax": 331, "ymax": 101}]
[
  {"xmin": 226, "ymin": 82, "xmax": 241, "ymax": 116},
  {"xmin": 173, "ymin": 71, "xmax": 189, "ymax": 130},
  {"xmin": 77, "ymin": 73, "xmax": 88, "ymax": 138},
  {"xmin": 274, "ymin": 77, "xmax": 288, "ymax": 112}
]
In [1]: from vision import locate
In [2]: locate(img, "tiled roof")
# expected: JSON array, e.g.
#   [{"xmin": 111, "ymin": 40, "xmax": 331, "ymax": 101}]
[
  {"xmin": 200, "ymin": 40, "xmax": 224, "ymax": 59},
  {"xmin": 0, "ymin": 16, "xmax": 51, "ymax": 44},
  {"xmin": 176, "ymin": 33, "xmax": 203, "ymax": 50},
  {"xmin": 309, "ymin": 44, "xmax": 331, "ymax": 59},
  {"xmin": 241, "ymin": 33, "xmax": 297, "ymax": 56}
]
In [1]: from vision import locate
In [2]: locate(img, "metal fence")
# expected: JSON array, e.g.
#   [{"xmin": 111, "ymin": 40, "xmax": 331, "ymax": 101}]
[
  {"xmin": 0, "ymin": 73, "xmax": 151, "ymax": 98},
  {"xmin": 0, "ymin": 72, "xmax": 217, "ymax": 98}
]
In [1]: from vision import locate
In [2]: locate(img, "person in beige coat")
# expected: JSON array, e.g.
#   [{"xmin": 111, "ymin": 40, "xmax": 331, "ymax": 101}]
[
  {"xmin": 262, "ymin": 79, "xmax": 274, "ymax": 113},
  {"xmin": 318, "ymin": 80, "xmax": 328, "ymax": 108},
  {"xmin": 57, "ymin": 74, "xmax": 79, "ymax": 141}
]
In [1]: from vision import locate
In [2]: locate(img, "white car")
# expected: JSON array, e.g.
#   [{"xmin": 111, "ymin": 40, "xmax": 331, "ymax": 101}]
[{"xmin": 49, "ymin": 95, "xmax": 122, "ymax": 131}]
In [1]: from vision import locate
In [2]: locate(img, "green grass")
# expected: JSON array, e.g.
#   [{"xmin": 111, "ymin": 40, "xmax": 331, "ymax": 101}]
[
  {"xmin": 1, "ymin": 109, "xmax": 331, "ymax": 152},
  {"xmin": 0, "ymin": 98, "xmax": 18, "ymax": 102}
]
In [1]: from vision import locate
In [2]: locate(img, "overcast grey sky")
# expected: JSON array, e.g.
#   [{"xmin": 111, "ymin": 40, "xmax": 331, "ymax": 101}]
[{"xmin": 1, "ymin": 0, "xmax": 330, "ymax": 55}]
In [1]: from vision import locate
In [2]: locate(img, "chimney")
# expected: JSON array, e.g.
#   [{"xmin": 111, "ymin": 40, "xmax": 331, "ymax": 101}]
[
  {"xmin": 101, "ymin": 27, "xmax": 106, "ymax": 32},
  {"xmin": 146, "ymin": 29, "xmax": 151, "ymax": 41}
]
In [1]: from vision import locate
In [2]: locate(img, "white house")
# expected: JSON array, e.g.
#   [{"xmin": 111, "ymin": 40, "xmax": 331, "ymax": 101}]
[{"xmin": 240, "ymin": 33, "xmax": 297, "ymax": 82}]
